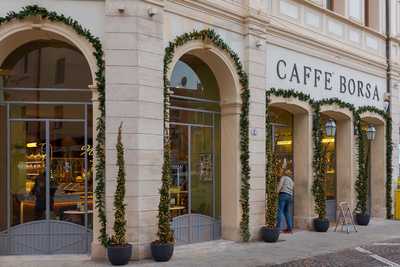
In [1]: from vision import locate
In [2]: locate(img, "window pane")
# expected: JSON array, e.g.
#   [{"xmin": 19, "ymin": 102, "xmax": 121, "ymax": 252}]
[
  {"xmin": 1, "ymin": 40, "xmax": 92, "ymax": 89},
  {"xmin": 10, "ymin": 104, "xmax": 86, "ymax": 119},
  {"xmin": 4, "ymin": 89, "xmax": 92, "ymax": 102}
]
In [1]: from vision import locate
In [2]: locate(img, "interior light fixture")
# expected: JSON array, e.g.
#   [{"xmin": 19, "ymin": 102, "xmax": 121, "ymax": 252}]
[
  {"xmin": 322, "ymin": 137, "xmax": 335, "ymax": 143},
  {"xmin": 26, "ymin": 142, "xmax": 38, "ymax": 148},
  {"xmin": 277, "ymin": 140, "xmax": 292, "ymax": 146}
]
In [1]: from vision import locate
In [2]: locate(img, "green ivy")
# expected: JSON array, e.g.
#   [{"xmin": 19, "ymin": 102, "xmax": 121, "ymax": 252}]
[
  {"xmin": 164, "ymin": 29, "xmax": 251, "ymax": 241},
  {"xmin": 0, "ymin": 5, "xmax": 107, "ymax": 246},
  {"xmin": 357, "ymin": 106, "xmax": 393, "ymax": 219},
  {"xmin": 266, "ymin": 89, "xmax": 393, "ymax": 220},
  {"xmin": 265, "ymin": 92, "xmax": 279, "ymax": 228}
]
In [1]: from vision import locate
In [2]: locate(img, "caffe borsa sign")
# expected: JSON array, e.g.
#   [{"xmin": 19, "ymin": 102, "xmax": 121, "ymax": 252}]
[{"xmin": 266, "ymin": 44, "xmax": 385, "ymax": 108}]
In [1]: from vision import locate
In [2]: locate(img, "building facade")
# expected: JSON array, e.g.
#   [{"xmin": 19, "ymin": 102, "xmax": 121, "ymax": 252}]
[{"xmin": 0, "ymin": 0, "xmax": 399, "ymax": 260}]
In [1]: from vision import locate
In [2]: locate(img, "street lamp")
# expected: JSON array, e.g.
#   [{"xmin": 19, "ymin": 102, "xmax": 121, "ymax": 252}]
[
  {"xmin": 325, "ymin": 119, "xmax": 336, "ymax": 137},
  {"xmin": 366, "ymin": 124, "xmax": 376, "ymax": 141}
]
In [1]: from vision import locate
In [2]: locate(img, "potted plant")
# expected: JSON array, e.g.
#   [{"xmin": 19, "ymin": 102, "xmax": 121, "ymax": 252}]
[
  {"xmin": 107, "ymin": 123, "xmax": 132, "ymax": 266},
  {"xmin": 151, "ymin": 94, "xmax": 174, "ymax": 261},
  {"xmin": 261, "ymin": 107, "xmax": 280, "ymax": 242},
  {"xmin": 311, "ymin": 114, "xmax": 330, "ymax": 232},
  {"xmin": 355, "ymin": 129, "xmax": 370, "ymax": 226}
]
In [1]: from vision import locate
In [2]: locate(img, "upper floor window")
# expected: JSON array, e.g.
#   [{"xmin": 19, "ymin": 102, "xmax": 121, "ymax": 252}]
[{"xmin": 325, "ymin": 0, "xmax": 345, "ymax": 16}]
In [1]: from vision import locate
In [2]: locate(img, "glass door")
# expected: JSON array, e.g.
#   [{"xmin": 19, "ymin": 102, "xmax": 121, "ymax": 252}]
[
  {"xmin": 190, "ymin": 126, "xmax": 213, "ymax": 217},
  {"xmin": 49, "ymin": 121, "xmax": 92, "ymax": 228},
  {"xmin": 170, "ymin": 123, "xmax": 220, "ymax": 244},
  {"xmin": 10, "ymin": 121, "xmax": 47, "ymax": 226},
  {"xmin": 6, "ymin": 117, "xmax": 92, "ymax": 254}
]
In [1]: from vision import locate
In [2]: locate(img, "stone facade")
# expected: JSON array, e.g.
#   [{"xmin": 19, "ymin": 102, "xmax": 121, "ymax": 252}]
[{"xmin": 0, "ymin": 0, "xmax": 399, "ymax": 260}]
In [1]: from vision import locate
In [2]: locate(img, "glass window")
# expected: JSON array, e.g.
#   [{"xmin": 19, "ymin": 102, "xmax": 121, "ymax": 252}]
[
  {"xmin": 170, "ymin": 54, "xmax": 220, "ymax": 103},
  {"xmin": 1, "ymin": 40, "xmax": 92, "ymax": 90}
]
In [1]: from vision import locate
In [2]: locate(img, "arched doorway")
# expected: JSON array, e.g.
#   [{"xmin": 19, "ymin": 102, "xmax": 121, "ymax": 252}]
[
  {"xmin": 169, "ymin": 54, "xmax": 221, "ymax": 244},
  {"xmin": 0, "ymin": 39, "xmax": 93, "ymax": 254},
  {"xmin": 319, "ymin": 107, "xmax": 354, "ymax": 222},
  {"xmin": 360, "ymin": 114, "xmax": 386, "ymax": 218},
  {"xmin": 267, "ymin": 98, "xmax": 313, "ymax": 229}
]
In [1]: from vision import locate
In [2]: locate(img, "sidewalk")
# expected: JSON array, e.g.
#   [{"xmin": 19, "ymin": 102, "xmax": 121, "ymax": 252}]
[{"xmin": 1, "ymin": 219, "xmax": 400, "ymax": 267}]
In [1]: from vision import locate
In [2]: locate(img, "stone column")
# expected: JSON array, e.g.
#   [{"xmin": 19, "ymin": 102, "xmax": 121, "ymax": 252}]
[
  {"xmin": 243, "ymin": 26, "xmax": 267, "ymax": 240},
  {"xmin": 90, "ymin": 88, "xmax": 107, "ymax": 260},
  {"xmin": 371, "ymin": 123, "xmax": 386, "ymax": 218},
  {"xmin": 336, "ymin": 117, "xmax": 355, "ymax": 210},
  {"xmin": 104, "ymin": 0, "xmax": 164, "ymax": 259},
  {"xmin": 293, "ymin": 112, "xmax": 314, "ymax": 229}
]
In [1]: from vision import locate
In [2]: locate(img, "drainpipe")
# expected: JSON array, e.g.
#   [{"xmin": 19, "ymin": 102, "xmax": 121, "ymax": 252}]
[{"xmin": 386, "ymin": 0, "xmax": 391, "ymax": 101}]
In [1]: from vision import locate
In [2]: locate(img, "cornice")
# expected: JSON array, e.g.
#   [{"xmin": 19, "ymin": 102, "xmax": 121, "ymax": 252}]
[
  {"xmin": 265, "ymin": 23, "xmax": 387, "ymax": 77},
  {"xmin": 300, "ymin": 0, "xmax": 385, "ymax": 39}
]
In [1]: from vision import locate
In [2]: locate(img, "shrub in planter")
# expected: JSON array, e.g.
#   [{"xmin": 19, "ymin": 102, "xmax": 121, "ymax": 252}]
[
  {"xmin": 107, "ymin": 123, "xmax": 132, "ymax": 266},
  {"xmin": 151, "ymin": 92, "xmax": 174, "ymax": 262},
  {"xmin": 311, "ymin": 109, "xmax": 330, "ymax": 232},
  {"xmin": 261, "ymin": 96, "xmax": 280, "ymax": 243},
  {"xmin": 355, "ymin": 129, "xmax": 370, "ymax": 226}
]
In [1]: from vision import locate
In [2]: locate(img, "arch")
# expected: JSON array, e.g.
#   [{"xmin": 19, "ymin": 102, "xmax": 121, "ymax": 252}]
[
  {"xmin": 0, "ymin": 5, "xmax": 107, "ymax": 249},
  {"xmin": 360, "ymin": 112, "xmax": 386, "ymax": 126},
  {"xmin": 164, "ymin": 29, "xmax": 250, "ymax": 241},
  {"xmin": 168, "ymin": 40, "xmax": 241, "ymax": 106},
  {"xmin": 0, "ymin": 19, "xmax": 97, "ymax": 86},
  {"xmin": 268, "ymin": 96, "xmax": 312, "ymax": 114}
]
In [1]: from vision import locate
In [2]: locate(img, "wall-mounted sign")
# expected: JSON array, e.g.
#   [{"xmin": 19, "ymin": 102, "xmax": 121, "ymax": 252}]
[{"xmin": 266, "ymin": 44, "xmax": 385, "ymax": 108}]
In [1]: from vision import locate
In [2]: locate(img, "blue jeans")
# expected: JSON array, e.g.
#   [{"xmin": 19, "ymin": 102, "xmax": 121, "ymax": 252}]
[{"xmin": 277, "ymin": 192, "xmax": 293, "ymax": 231}]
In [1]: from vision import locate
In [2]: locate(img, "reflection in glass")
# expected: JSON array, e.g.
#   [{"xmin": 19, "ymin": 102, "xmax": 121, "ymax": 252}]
[
  {"xmin": 269, "ymin": 107, "xmax": 294, "ymax": 175},
  {"xmin": 191, "ymin": 127, "xmax": 213, "ymax": 217},
  {"xmin": 169, "ymin": 54, "xmax": 221, "ymax": 222},
  {"xmin": 50, "ymin": 122, "xmax": 92, "ymax": 226},
  {"xmin": 10, "ymin": 121, "xmax": 47, "ymax": 225},
  {"xmin": 1, "ymin": 40, "xmax": 91, "ymax": 89},
  {"xmin": 170, "ymin": 125, "xmax": 189, "ymax": 217}
]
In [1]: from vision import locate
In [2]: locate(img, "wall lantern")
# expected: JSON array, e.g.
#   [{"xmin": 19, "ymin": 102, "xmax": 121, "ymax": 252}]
[
  {"xmin": 383, "ymin": 100, "xmax": 390, "ymax": 112},
  {"xmin": 366, "ymin": 124, "xmax": 376, "ymax": 141},
  {"xmin": 325, "ymin": 119, "xmax": 336, "ymax": 137}
]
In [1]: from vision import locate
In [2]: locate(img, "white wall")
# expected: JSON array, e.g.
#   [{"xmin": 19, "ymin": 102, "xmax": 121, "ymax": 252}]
[{"xmin": 0, "ymin": 1, "xmax": 105, "ymax": 40}]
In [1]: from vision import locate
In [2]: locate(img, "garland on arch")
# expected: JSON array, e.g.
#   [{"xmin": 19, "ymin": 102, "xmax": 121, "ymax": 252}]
[
  {"xmin": 266, "ymin": 88, "xmax": 392, "ymax": 220},
  {"xmin": 0, "ymin": 5, "xmax": 107, "ymax": 246},
  {"xmin": 357, "ymin": 106, "xmax": 393, "ymax": 219},
  {"xmin": 163, "ymin": 29, "xmax": 251, "ymax": 241}
]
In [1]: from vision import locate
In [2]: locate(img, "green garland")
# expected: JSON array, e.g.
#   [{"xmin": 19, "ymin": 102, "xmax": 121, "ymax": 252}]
[
  {"xmin": 266, "ymin": 88, "xmax": 393, "ymax": 219},
  {"xmin": 265, "ymin": 92, "xmax": 279, "ymax": 228},
  {"xmin": 0, "ymin": 5, "xmax": 107, "ymax": 246},
  {"xmin": 357, "ymin": 106, "xmax": 393, "ymax": 219},
  {"xmin": 164, "ymin": 29, "xmax": 251, "ymax": 241}
]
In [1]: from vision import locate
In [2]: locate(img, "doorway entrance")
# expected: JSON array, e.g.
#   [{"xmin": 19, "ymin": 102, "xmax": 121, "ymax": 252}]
[
  {"xmin": 269, "ymin": 107, "xmax": 294, "ymax": 229},
  {"xmin": 169, "ymin": 54, "xmax": 221, "ymax": 244},
  {"xmin": 0, "ymin": 39, "xmax": 93, "ymax": 254}
]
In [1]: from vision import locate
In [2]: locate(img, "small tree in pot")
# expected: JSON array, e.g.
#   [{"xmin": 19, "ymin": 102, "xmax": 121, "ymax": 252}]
[
  {"xmin": 107, "ymin": 123, "xmax": 132, "ymax": 266},
  {"xmin": 151, "ymin": 89, "xmax": 174, "ymax": 262},
  {"xmin": 261, "ymin": 103, "xmax": 280, "ymax": 242},
  {"xmin": 311, "ymin": 110, "xmax": 330, "ymax": 232}
]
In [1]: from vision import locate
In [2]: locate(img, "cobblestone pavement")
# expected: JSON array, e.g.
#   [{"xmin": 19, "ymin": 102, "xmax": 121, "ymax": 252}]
[
  {"xmin": 1, "ymin": 219, "xmax": 399, "ymax": 267},
  {"xmin": 273, "ymin": 239, "xmax": 400, "ymax": 267}
]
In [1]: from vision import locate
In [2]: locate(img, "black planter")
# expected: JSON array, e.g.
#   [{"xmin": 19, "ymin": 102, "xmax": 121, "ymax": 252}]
[
  {"xmin": 313, "ymin": 218, "xmax": 330, "ymax": 232},
  {"xmin": 107, "ymin": 244, "xmax": 132, "ymax": 266},
  {"xmin": 261, "ymin": 226, "xmax": 280, "ymax": 243},
  {"xmin": 355, "ymin": 213, "xmax": 370, "ymax": 226},
  {"xmin": 151, "ymin": 241, "xmax": 174, "ymax": 262}
]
